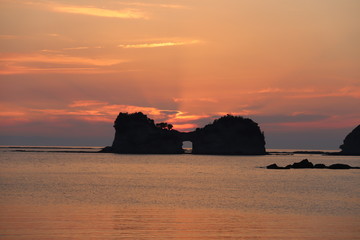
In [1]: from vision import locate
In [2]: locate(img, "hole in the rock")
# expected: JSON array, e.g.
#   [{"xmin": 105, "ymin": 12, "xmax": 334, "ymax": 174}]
[{"xmin": 182, "ymin": 141, "xmax": 192, "ymax": 154}]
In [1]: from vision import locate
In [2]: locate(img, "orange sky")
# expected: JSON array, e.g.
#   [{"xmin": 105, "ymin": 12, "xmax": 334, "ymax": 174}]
[{"xmin": 0, "ymin": 0, "xmax": 359, "ymax": 149}]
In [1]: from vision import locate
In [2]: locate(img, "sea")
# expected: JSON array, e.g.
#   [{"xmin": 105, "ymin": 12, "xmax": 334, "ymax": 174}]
[{"xmin": 0, "ymin": 146, "xmax": 359, "ymax": 239}]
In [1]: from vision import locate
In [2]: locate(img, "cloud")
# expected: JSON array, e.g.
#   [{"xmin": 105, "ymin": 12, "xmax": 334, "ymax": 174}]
[
  {"xmin": 117, "ymin": 2, "xmax": 188, "ymax": 9},
  {"xmin": 19, "ymin": 1, "xmax": 148, "ymax": 19},
  {"xmin": 254, "ymin": 113, "xmax": 329, "ymax": 124},
  {"xmin": 0, "ymin": 101, "xmax": 216, "ymax": 133},
  {"xmin": 0, "ymin": 111, "xmax": 26, "ymax": 117},
  {"xmin": 68, "ymin": 100, "xmax": 109, "ymax": 108},
  {"xmin": 262, "ymin": 115, "xmax": 360, "ymax": 131},
  {"xmin": 287, "ymin": 87, "xmax": 360, "ymax": 99},
  {"xmin": 118, "ymin": 40, "xmax": 200, "ymax": 49},
  {"xmin": 172, "ymin": 123, "xmax": 198, "ymax": 131},
  {"xmin": 1, "ymin": 53, "xmax": 123, "ymax": 66},
  {"xmin": 62, "ymin": 46, "xmax": 90, "ymax": 51},
  {"xmin": 0, "ymin": 53, "xmax": 126, "ymax": 75},
  {"xmin": 53, "ymin": 5, "xmax": 148, "ymax": 19},
  {"xmin": 173, "ymin": 97, "xmax": 218, "ymax": 103},
  {"xmin": 0, "ymin": 35, "xmax": 18, "ymax": 40}
]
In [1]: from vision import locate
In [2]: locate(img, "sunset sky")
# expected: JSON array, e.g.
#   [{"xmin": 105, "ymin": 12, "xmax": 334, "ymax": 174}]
[{"xmin": 0, "ymin": 0, "xmax": 359, "ymax": 149}]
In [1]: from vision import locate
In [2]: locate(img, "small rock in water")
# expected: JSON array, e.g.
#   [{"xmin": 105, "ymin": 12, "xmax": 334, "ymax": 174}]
[
  {"xmin": 328, "ymin": 164, "xmax": 351, "ymax": 169},
  {"xmin": 290, "ymin": 159, "xmax": 314, "ymax": 169},
  {"xmin": 314, "ymin": 164, "xmax": 327, "ymax": 169},
  {"xmin": 266, "ymin": 164, "xmax": 278, "ymax": 169},
  {"xmin": 265, "ymin": 159, "xmax": 359, "ymax": 170},
  {"xmin": 266, "ymin": 163, "xmax": 290, "ymax": 169}
]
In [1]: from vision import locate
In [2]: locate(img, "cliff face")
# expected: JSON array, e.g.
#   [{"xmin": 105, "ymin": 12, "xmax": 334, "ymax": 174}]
[
  {"xmin": 191, "ymin": 115, "xmax": 266, "ymax": 155},
  {"xmin": 109, "ymin": 112, "xmax": 183, "ymax": 154},
  {"xmin": 104, "ymin": 112, "xmax": 266, "ymax": 155},
  {"xmin": 340, "ymin": 125, "xmax": 360, "ymax": 155}
]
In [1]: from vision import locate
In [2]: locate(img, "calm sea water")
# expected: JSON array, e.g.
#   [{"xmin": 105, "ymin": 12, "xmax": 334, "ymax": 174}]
[{"xmin": 0, "ymin": 147, "xmax": 359, "ymax": 239}]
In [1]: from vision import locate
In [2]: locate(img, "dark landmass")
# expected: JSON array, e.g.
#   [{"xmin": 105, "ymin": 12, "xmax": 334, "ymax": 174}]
[
  {"xmin": 0, "ymin": 146, "xmax": 97, "ymax": 150},
  {"xmin": 102, "ymin": 112, "xmax": 266, "ymax": 155},
  {"xmin": 267, "ymin": 151, "xmax": 331, "ymax": 155},
  {"xmin": 101, "ymin": 112, "xmax": 184, "ymax": 154},
  {"xmin": 12, "ymin": 150, "xmax": 99, "ymax": 153},
  {"xmin": 266, "ymin": 159, "xmax": 360, "ymax": 170},
  {"xmin": 339, "ymin": 125, "xmax": 360, "ymax": 155},
  {"xmin": 191, "ymin": 115, "xmax": 266, "ymax": 155}
]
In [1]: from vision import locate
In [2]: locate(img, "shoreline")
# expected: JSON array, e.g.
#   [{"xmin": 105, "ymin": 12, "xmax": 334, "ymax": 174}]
[{"xmin": 4, "ymin": 149, "xmax": 360, "ymax": 156}]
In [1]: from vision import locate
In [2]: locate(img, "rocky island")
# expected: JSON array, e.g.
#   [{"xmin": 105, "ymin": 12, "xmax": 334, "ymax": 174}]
[
  {"xmin": 101, "ymin": 112, "xmax": 184, "ymax": 154},
  {"xmin": 267, "ymin": 159, "xmax": 360, "ymax": 170},
  {"xmin": 339, "ymin": 125, "xmax": 360, "ymax": 155},
  {"xmin": 102, "ymin": 112, "xmax": 266, "ymax": 155},
  {"xmin": 191, "ymin": 115, "xmax": 266, "ymax": 155}
]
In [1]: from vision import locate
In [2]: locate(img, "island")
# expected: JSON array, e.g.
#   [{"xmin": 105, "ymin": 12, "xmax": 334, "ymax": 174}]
[
  {"xmin": 101, "ymin": 112, "xmax": 266, "ymax": 155},
  {"xmin": 101, "ymin": 112, "xmax": 184, "ymax": 154},
  {"xmin": 340, "ymin": 125, "xmax": 360, "ymax": 155},
  {"xmin": 191, "ymin": 115, "xmax": 266, "ymax": 155},
  {"xmin": 266, "ymin": 159, "xmax": 360, "ymax": 170}
]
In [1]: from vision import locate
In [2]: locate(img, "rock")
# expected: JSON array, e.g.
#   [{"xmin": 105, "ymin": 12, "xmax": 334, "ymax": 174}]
[
  {"xmin": 289, "ymin": 159, "xmax": 314, "ymax": 168},
  {"xmin": 105, "ymin": 112, "xmax": 267, "ymax": 155},
  {"xmin": 328, "ymin": 164, "xmax": 352, "ymax": 169},
  {"xmin": 99, "ymin": 146, "xmax": 113, "ymax": 153},
  {"xmin": 191, "ymin": 115, "xmax": 266, "ymax": 155},
  {"xmin": 266, "ymin": 164, "xmax": 279, "ymax": 169},
  {"xmin": 266, "ymin": 159, "xmax": 359, "ymax": 170},
  {"xmin": 314, "ymin": 163, "xmax": 327, "ymax": 169},
  {"xmin": 110, "ymin": 112, "xmax": 184, "ymax": 154},
  {"xmin": 340, "ymin": 125, "xmax": 360, "ymax": 155},
  {"xmin": 266, "ymin": 163, "xmax": 290, "ymax": 169}
]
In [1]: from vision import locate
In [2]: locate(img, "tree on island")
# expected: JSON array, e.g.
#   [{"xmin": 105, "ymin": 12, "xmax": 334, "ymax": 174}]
[{"xmin": 156, "ymin": 122, "xmax": 173, "ymax": 130}]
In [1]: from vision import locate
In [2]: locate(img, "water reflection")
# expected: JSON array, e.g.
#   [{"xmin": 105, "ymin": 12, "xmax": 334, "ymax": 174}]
[{"xmin": 1, "ymin": 204, "xmax": 359, "ymax": 239}]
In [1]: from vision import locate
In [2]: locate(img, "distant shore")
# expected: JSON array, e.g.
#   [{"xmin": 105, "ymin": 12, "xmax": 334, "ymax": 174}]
[{"xmin": 2, "ymin": 146, "xmax": 359, "ymax": 156}]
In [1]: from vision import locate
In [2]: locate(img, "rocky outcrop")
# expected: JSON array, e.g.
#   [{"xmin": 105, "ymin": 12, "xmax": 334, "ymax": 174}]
[
  {"xmin": 266, "ymin": 159, "xmax": 359, "ymax": 170},
  {"xmin": 103, "ymin": 112, "xmax": 183, "ymax": 154},
  {"xmin": 102, "ymin": 112, "xmax": 266, "ymax": 155},
  {"xmin": 340, "ymin": 125, "xmax": 360, "ymax": 155},
  {"xmin": 191, "ymin": 115, "xmax": 266, "ymax": 155}
]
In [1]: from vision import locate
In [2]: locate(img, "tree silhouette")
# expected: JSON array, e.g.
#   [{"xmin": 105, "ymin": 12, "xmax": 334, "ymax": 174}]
[{"xmin": 156, "ymin": 122, "xmax": 173, "ymax": 130}]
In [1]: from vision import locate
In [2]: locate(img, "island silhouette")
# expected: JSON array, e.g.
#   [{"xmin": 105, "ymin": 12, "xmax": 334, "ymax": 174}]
[
  {"xmin": 101, "ymin": 112, "xmax": 266, "ymax": 155},
  {"xmin": 340, "ymin": 124, "xmax": 360, "ymax": 155},
  {"xmin": 100, "ymin": 112, "xmax": 359, "ymax": 156}
]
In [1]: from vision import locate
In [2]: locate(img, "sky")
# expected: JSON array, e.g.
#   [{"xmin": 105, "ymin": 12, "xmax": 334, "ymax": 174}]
[{"xmin": 0, "ymin": 0, "xmax": 359, "ymax": 149}]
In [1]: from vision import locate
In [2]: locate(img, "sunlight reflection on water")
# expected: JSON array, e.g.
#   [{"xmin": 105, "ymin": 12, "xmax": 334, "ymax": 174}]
[{"xmin": 1, "ymin": 205, "xmax": 359, "ymax": 240}]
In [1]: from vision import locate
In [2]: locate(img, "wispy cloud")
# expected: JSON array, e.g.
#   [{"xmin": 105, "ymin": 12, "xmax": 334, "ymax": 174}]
[
  {"xmin": 62, "ymin": 46, "xmax": 90, "ymax": 51},
  {"xmin": 0, "ymin": 100, "xmax": 215, "ymax": 132},
  {"xmin": 287, "ymin": 87, "xmax": 360, "ymax": 99},
  {"xmin": 0, "ymin": 35, "xmax": 18, "ymax": 40},
  {"xmin": 0, "ymin": 53, "xmax": 126, "ymax": 75},
  {"xmin": 68, "ymin": 100, "xmax": 109, "ymax": 108},
  {"xmin": 173, "ymin": 97, "xmax": 218, "ymax": 103},
  {"xmin": 117, "ymin": 2, "xmax": 188, "ymax": 9},
  {"xmin": 1, "ymin": 53, "xmax": 123, "ymax": 66},
  {"xmin": 41, "ymin": 46, "xmax": 103, "ymax": 53},
  {"xmin": 19, "ymin": 1, "xmax": 148, "ymax": 19},
  {"xmin": 118, "ymin": 40, "xmax": 200, "ymax": 49},
  {"xmin": 53, "ymin": 6, "xmax": 148, "ymax": 19},
  {"xmin": 244, "ymin": 87, "xmax": 360, "ymax": 99}
]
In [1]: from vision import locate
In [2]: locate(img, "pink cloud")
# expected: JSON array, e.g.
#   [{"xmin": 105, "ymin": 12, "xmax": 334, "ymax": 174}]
[{"xmin": 0, "ymin": 53, "xmax": 126, "ymax": 75}]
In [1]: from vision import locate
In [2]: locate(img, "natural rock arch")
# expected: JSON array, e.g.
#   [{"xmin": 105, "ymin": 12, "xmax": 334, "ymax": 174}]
[{"xmin": 102, "ymin": 112, "xmax": 266, "ymax": 155}]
